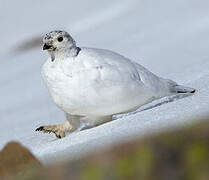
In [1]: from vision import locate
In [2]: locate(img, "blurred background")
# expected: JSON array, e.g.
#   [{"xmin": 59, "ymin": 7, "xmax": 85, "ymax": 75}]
[{"xmin": 0, "ymin": 0, "xmax": 209, "ymax": 179}]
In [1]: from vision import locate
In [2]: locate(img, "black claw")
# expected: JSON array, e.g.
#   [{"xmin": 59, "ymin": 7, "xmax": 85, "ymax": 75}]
[
  {"xmin": 36, "ymin": 126, "xmax": 44, "ymax": 131},
  {"xmin": 191, "ymin": 89, "xmax": 196, "ymax": 93},
  {"xmin": 56, "ymin": 134, "xmax": 62, "ymax": 139}
]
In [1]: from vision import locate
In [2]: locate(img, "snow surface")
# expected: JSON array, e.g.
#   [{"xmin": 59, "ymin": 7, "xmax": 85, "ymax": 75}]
[{"xmin": 1, "ymin": 0, "xmax": 209, "ymax": 163}]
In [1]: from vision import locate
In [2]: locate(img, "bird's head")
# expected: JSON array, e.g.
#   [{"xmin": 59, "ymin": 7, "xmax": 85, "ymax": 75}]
[{"xmin": 43, "ymin": 30, "xmax": 76, "ymax": 53}]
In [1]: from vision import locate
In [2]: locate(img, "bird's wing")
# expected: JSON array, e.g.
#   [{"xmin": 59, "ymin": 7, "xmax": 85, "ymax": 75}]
[{"xmin": 61, "ymin": 48, "xmax": 143, "ymax": 86}]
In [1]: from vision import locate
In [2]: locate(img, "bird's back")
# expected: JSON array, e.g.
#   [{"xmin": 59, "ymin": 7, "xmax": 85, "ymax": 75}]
[{"xmin": 78, "ymin": 47, "xmax": 173, "ymax": 98}]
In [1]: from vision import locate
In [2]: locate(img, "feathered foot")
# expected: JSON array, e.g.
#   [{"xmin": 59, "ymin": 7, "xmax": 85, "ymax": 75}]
[{"xmin": 36, "ymin": 121, "xmax": 72, "ymax": 138}]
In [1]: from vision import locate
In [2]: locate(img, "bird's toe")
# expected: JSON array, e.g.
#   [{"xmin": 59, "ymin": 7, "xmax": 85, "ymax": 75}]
[
  {"xmin": 36, "ymin": 126, "xmax": 44, "ymax": 131},
  {"xmin": 55, "ymin": 131, "xmax": 66, "ymax": 139},
  {"xmin": 36, "ymin": 125, "xmax": 66, "ymax": 138},
  {"xmin": 35, "ymin": 126, "xmax": 52, "ymax": 133}
]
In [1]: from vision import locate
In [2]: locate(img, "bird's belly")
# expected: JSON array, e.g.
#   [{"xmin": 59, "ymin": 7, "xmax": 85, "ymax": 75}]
[
  {"xmin": 48, "ymin": 81, "xmax": 154, "ymax": 116},
  {"xmin": 43, "ymin": 68, "xmax": 155, "ymax": 116}
]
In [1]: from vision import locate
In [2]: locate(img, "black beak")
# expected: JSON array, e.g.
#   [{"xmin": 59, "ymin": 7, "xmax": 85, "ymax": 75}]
[{"xmin": 43, "ymin": 43, "xmax": 53, "ymax": 50}]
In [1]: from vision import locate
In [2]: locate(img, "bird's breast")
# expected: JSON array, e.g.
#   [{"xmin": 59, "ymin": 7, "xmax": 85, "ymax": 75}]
[{"xmin": 42, "ymin": 61, "xmax": 98, "ymax": 112}]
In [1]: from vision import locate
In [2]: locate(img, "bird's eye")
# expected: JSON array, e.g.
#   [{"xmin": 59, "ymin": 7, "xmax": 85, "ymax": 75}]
[{"xmin": 57, "ymin": 36, "xmax": 63, "ymax": 42}]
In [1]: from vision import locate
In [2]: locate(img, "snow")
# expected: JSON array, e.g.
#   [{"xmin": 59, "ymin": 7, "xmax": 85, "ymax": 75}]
[{"xmin": 1, "ymin": 0, "xmax": 209, "ymax": 163}]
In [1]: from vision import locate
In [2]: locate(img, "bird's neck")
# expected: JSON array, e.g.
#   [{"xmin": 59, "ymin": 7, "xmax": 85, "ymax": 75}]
[{"xmin": 49, "ymin": 46, "xmax": 81, "ymax": 62}]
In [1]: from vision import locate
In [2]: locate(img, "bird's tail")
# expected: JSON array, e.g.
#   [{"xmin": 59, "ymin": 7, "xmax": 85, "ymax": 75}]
[
  {"xmin": 173, "ymin": 85, "xmax": 196, "ymax": 94},
  {"xmin": 164, "ymin": 79, "xmax": 196, "ymax": 94}
]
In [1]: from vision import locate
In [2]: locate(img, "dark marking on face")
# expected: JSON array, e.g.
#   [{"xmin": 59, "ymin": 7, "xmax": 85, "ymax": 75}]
[
  {"xmin": 76, "ymin": 47, "xmax": 81, "ymax": 56},
  {"xmin": 44, "ymin": 31, "xmax": 63, "ymax": 40},
  {"xmin": 44, "ymin": 33, "xmax": 52, "ymax": 40},
  {"xmin": 51, "ymin": 54, "xmax": 55, "ymax": 62}
]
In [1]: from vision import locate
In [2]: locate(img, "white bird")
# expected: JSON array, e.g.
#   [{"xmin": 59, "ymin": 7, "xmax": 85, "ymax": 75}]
[{"xmin": 36, "ymin": 30, "xmax": 195, "ymax": 138}]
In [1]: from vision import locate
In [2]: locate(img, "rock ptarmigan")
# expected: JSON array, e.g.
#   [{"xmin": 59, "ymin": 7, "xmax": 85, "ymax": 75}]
[{"xmin": 36, "ymin": 30, "xmax": 195, "ymax": 138}]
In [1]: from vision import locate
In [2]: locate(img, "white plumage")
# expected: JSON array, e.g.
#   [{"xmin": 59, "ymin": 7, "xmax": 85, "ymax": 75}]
[{"xmin": 37, "ymin": 30, "xmax": 195, "ymax": 138}]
